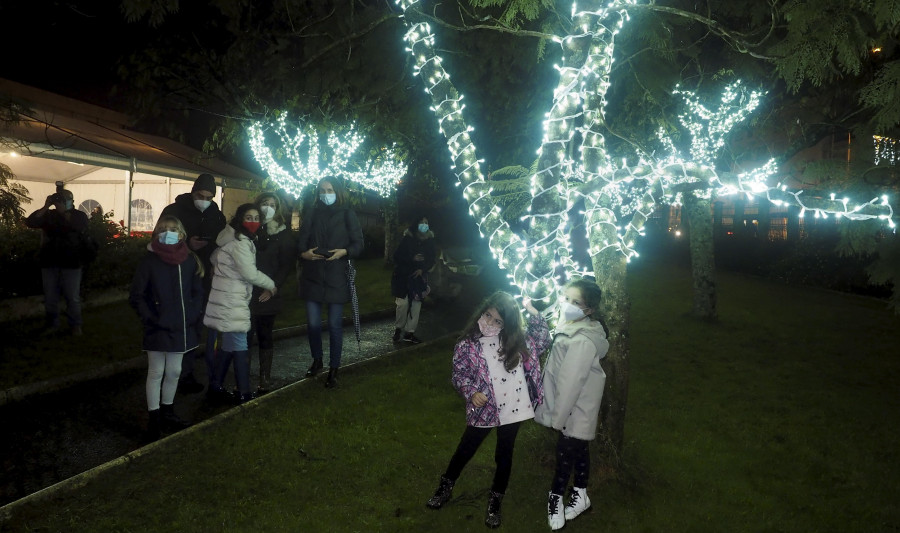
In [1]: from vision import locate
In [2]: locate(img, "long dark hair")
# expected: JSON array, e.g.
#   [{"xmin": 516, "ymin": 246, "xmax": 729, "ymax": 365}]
[
  {"xmin": 459, "ymin": 291, "xmax": 527, "ymax": 371},
  {"xmin": 316, "ymin": 176, "xmax": 347, "ymax": 206},
  {"xmin": 229, "ymin": 203, "xmax": 260, "ymax": 240}
]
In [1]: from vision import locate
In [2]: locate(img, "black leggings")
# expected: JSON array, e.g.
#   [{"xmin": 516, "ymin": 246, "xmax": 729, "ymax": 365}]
[
  {"xmin": 443, "ymin": 422, "xmax": 522, "ymax": 494},
  {"xmin": 250, "ymin": 314, "xmax": 276, "ymax": 350},
  {"xmin": 551, "ymin": 433, "xmax": 590, "ymax": 495}
]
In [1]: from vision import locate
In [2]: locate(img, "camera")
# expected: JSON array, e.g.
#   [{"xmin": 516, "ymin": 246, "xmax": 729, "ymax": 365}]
[{"xmin": 55, "ymin": 180, "xmax": 65, "ymax": 193}]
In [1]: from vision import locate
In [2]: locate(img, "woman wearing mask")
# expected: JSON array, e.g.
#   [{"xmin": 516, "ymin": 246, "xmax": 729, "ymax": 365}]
[
  {"xmin": 249, "ymin": 192, "xmax": 295, "ymax": 394},
  {"xmin": 391, "ymin": 215, "xmax": 436, "ymax": 344},
  {"xmin": 296, "ymin": 177, "xmax": 364, "ymax": 388},
  {"xmin": 129, "ymin": 215, "xmax": 204, "ymax": 440},
  {"xmin": 204, "ymin": 204, "xmax": 276, "ymax": 403}
]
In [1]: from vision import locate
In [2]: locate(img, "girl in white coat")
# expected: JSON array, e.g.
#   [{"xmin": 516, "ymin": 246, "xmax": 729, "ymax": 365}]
[
  {"xmin": 203, "ymin": 204, "xmax": 276, "ymax": 403},
  {"xmin": 535, "ymin": 279, "xmax": 609, "ymax": 530}
]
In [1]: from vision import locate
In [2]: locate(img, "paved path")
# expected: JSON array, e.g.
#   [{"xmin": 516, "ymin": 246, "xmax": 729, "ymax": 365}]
[{"xmin": 0, "ymin": 297, "xmax": 476, "ymax": 507}]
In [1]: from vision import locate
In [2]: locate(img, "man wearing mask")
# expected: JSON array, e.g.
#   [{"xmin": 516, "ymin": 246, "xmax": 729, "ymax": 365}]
[
  {"xmin": 160, "ymin": 173, "xmax": 227, "ymax": 393},
  {"xmin": 25, "ymin": 187, "xmax": 95, "ymax": 336}
]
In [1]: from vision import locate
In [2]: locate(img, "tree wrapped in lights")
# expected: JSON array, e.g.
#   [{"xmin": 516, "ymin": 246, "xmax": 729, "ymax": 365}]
[
  {"xmin": 397, "ymin": 0, "xmax": 896, "ymax": 451},
  {"xmin": 247, "ymin": 115, "xmax": 406, "ymax": 199}
]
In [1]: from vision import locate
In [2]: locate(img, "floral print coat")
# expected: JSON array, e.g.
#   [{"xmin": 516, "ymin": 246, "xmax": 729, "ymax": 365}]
[{"xmin": 451, "ymin": 314, "xmax": 551, "ymax": 427}]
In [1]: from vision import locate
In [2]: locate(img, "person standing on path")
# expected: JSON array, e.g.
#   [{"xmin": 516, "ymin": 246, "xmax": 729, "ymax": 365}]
[
  {"xmin": 203, "ymin": 204, "xmax": 276, "ymax": 403},
  {"xmin": 159, "ymin": 173, "xmax": 226, "ymax": 394},
  {"xmin": 25, "ymin": 184, "xmax": 96, "ymax": 336},
  {"xmin": 425, "ymin": 291, "xmax": 550, "ymax": 529},
  {"xmin": 296, "ymin": 177, "xmax": 364, "ymax": 389},
  {"xmin": 249, "ymin": 192, "xmax": 295, "ymax": 394},
  {"xmin": 391, "ymin": 215, "xmax": 436, "ymax": 344},
  {"xmin": 535, "ymin": 279, "xmax": 609, "ymax": 531},
  {"xmin": 129, "ymin": 215, "xmax": 204, "ymax": 441}
]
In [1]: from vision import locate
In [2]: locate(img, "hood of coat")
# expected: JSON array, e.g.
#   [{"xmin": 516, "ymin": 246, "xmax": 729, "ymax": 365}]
[
  {"xmin": 403, "ymin": 228, "xmax": 434, "ymax": 240},
  {"xmin": 215, "ymin": 224, "xmax": 238, "ymax": 247},
  {"xmin": 265, "ymin": 219, "xmax": 286, "ymax": 235},
  {"xmin": 555, "ymin": 319, "xmax": 607, "ymax": 358}
]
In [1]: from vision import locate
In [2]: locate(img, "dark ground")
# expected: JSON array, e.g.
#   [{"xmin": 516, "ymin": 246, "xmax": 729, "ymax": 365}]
[{"xmin": 0, "ymin": 273, "xmax": 497, "ymax": 508}]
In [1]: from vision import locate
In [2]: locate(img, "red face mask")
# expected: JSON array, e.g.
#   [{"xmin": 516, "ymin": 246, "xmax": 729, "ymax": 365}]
[{"xmin": 242, "ymin": 221, "xmax": 261, "ymax": 234}]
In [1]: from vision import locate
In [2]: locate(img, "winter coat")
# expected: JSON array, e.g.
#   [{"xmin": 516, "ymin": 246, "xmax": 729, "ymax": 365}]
[
  {"xmin": 296, "ymin": 203, "xmax": 364, "ymax": 304},
  {"xmin": 391, "ymin": 229, "xmax": 436, "ymax": 299},
  {"xmin": 25, "ymin": 208, "xmax": 95, "ymax": 268},
  {"xmin": 534, "ymin": 318, "xmax": 609, "ymax": 440},
  {"xmin": 129, "ymin": 244, "xmax": 204, "ymax": 353},
  {"xmin": 160, "ymin": 193, "xmax": 226, "ymax": 288},
  {"xmin": 451, "ymin": 314, "xmax": 551, "ymax": 427},
  {"xmin": 203, "ymin": 226, "xmax": 275, "ymax": 333},
  {"xmin": 250, "ymin": 220, "xmax": 296, "ymax": 316}
]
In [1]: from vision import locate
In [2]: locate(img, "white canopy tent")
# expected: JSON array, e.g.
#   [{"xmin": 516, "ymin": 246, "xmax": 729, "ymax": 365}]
[{"xmin": 1, "ymin": 79, "xmax": 261, "ymax": 229}]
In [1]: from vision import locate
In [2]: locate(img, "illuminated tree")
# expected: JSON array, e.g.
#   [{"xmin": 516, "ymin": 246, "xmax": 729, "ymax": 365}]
[{"xmin": 397, "ymin": 0, "xmax": 897, "ymax": 453}]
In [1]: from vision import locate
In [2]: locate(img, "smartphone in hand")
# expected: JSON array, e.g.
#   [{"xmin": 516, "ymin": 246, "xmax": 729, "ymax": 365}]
[{"xmin": 314, "ymin": 248, "xmax": 334, "ymax": 258}]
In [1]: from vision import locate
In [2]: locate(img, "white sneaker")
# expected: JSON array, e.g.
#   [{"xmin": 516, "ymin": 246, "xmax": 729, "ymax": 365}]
[
  {"xmin": 548, "ymin": 492, "xmax": 565, "ymax": 530},
  {"xmin": 564, "ymin": 487, "xmax": 591, "ymax": 520}
]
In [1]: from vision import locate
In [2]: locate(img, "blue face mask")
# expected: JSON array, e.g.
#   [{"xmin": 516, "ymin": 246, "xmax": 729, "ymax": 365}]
[
  {"xmin": 158, "ymin": 231, "xmax": 180, "ymax": 245},
  {"xmin": 319, "ymin": 193, "xmax": 336, "ymax": 206},
  {"xmin": 64, "ymin": 200, "xmax": 74, "ymax": 210},
  {"xmin": 418, "ymin": 223, "xmax": 429, "ymax": 233}
]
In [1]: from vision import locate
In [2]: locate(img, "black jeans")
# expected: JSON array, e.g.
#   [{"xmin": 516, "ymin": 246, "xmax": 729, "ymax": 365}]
[
  {"xmin": 443, "ymin": 422, "xmax": 522, "ymax": 494},
  {"xmin": 551, "ymin": 433, "xmax": 590, "ymax": 494},
  {"xmin": 251, "ymin": 314, "xmax": 276, "ymax": 350}
]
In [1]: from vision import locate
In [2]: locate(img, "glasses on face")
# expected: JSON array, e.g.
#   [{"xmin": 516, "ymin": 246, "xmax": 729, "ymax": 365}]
[{"xmin": 481, "ymin": 310, "xmax": 504, "ymax": 328}]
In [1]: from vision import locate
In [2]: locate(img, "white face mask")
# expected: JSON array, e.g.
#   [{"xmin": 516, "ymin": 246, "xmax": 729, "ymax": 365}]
[
  {"xmin": 194, "ymin": 199, "xmax": 211, "ymax": 212},
  {"xmin": 560, "ymin": 301, "xmax": 586, "ymax": 322},
  {"xmin": 260, "ymin": 205, "xmax": 275, "ymax": 222},
  {"xmin": 319, "ymin": 193, "xmax": 336, "ymax": 206}
]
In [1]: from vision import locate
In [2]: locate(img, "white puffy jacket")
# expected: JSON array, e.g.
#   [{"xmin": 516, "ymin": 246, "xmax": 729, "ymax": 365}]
[
  {"xmin": 534, "ymin": 318, "xmax": 609, "ymax": 440},
  {"xmin": 203, "ymin": 225, "xmax": 275, "ymax": 333}
]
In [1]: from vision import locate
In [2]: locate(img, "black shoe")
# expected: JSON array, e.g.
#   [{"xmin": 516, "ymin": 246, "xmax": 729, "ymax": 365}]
[
  {"xmin": 392, "ymin": 328, "xmax": 402, "ymax": 342},
  {"xmin": 234, "ymin": 391, "xmax": 256, "ymax": 404},
  {"xmin": 206, "ymin": 386, "xmax": 230, "ymax": 404},
  {"xmin": 177, "ymin": 378, "xmax": 204, "ymax": 394},
  {"xmin": 159, "ymin": 404, "xmax": 190, "ymax": 431},
  {"xmin": 426, "ymin": 476, "xmax": 455, "ymax": 509},
  {"xmin": 305, "ymin": 358, "xmax": 324, "ymax": 377},
  {"xmin": 403, "ymin": 333, "xmax": 423, "ymax": 344},
  {"xmin": 325, "ymin": 368, "xmax": 339, "ymax": 389},
  {"xmin": 485, "ymin": 490, "xmax": 503, "ymax": 528},
  {"xmin": 145, "ymin": 409, "xmax": 161, "ymax": 442}
]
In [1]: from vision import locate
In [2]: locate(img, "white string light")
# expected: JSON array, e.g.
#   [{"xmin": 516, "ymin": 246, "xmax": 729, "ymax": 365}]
[{"xmin": 396, "ymin": 0, "xmax": 897, "ymax": 305}]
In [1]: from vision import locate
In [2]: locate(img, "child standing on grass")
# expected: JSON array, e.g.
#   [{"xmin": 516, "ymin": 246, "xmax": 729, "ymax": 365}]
[
  {"xmin": 129, "ymin": 215, "xmax": 205, "ymax": 441},
  {"xmin": 425, "ymin": 291, "xmax": 550, "ymax": 529},
  {"xmin": 534, "ymin": 279, "xmax": 609, "ymax": 531}
]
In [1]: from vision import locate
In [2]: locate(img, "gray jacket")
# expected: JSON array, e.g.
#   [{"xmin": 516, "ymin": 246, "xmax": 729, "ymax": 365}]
[{"xmin": 534, "ymin": 318, "xmax": 609, "ymax": 440}]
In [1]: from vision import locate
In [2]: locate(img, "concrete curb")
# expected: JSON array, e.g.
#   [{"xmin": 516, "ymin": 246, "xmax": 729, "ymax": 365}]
[
  {"xmin": 0, "ymin": 308, "xmax": 395, "ymax": 408},
  {"xmin": 0, "ymin": 331, "xmax": 458, "ymax": 522}
]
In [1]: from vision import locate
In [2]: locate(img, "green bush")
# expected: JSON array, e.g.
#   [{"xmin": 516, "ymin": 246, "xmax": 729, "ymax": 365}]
[{"xmin": 0, "ymin": 223, "xmax": 42, "ymax": 298}]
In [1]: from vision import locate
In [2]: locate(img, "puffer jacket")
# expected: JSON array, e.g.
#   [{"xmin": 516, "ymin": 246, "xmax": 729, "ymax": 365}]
[
  {"xmin": 534, "ymin": 318, "xmax": 609, "ymax": 440},
  {"xmin": 250, "ymin": 220, "xmax": 296, "ymax": 316},
  {"xmin": 296, "ymin": 202, "xmax": 364, "ymax": 304},
  {"xmin": 203, "ymin": 225, "xmax": 275, "ymax": 333},
  {"xmin": 451, "ymin": 313, "xmax": 551, "ymax": 427},
  {"xmin": 129, "ymin": 244, "xmax": 204, "ymax": 353},
  {"xmin": 160, "ymin": 193, "xmax": 226, "ymax": 290}
]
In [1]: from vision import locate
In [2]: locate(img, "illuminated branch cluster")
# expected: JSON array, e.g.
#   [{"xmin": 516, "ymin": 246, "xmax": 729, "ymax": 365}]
[
  {"xmin": 247, "ymin": 115, "xmax": 405, "ymax": 198},
  {"xmin": 397, "ymin": 0, "xmax": 897, "ymax": 304}
]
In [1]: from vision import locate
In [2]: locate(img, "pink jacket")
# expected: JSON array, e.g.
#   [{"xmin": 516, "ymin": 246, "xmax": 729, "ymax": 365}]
[{"xmin": 451, "ymin": 314, "xmax": 551, "ymax": 427}]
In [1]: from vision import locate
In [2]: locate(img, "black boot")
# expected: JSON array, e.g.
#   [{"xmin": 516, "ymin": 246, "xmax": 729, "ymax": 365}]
[
  {"xmin": 305, "ymin": 358, "xmax": 324, "ymax": 377},
  {"xmin": 484, "ymin": 490, "xmax": 504, "ymax": 528},
  {"xmin": 145, "ymin": 409, "xmax": 161, "ymax": 442},
  {"xmin": 392, "ymin": 328, "xmax": 402, "ymax": 342},
  {"xmin": 257, "ymin": 348, "xmax": 274, "ymax": 394},
  {"xmin": 159, "ymin": 403, "xmax": 190, "ymax": 431},
  {"xmin": 426, "ymin": 476, "xmax": 455, "ymax": 509},
  {"xmin": 325, "ymin": 367, "xmax": 339, "ymax": 388}
]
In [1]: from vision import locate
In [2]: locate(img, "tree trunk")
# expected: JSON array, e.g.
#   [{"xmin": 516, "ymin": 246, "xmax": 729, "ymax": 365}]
[
  {"xmin": 590, "ymin": 232, "xmax": 630, "ymax": 460},
  {"xmin": 684, "ymin": 192, "xmax": 717, "ymax": 320},
  {"xmin": 383, "ymin": 193, "xmax": 399, "ymax": 265}
]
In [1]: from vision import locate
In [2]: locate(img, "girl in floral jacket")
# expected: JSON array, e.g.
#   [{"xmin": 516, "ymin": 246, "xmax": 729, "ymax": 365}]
[{"xmin": 425, "ymin": 291, "xmax": 550, "ymax": 529}]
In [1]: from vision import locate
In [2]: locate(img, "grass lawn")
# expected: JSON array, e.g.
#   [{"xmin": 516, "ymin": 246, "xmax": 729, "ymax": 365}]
[
  {"xmin": 1, "ymin": 260, "xmax": 898, "ymax": 532},
  {"xmin": 0, "ymin": 257, "xmax": 394, "ymax": 391}
]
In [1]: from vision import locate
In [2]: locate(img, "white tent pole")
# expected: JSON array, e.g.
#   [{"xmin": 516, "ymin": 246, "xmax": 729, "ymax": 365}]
[{"xmin": 125, "ymin": 158, "xmax": 135, "ymax": 231}]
